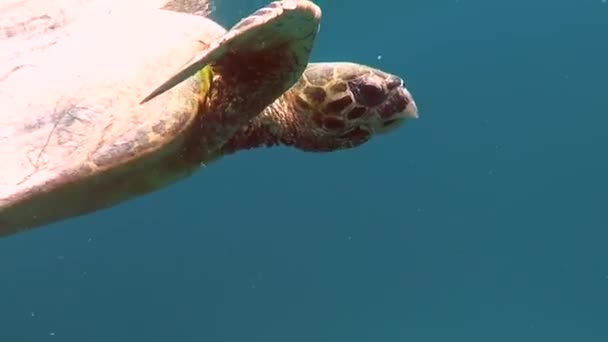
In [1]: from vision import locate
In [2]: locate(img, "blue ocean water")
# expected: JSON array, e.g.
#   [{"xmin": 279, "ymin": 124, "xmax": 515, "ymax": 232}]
[{"xmin": 1, "ymin": 0, "xmax": 607, "ymax": 341}]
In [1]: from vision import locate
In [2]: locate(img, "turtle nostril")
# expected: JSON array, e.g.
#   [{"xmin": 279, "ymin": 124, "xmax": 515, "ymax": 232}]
[{"xmin": 386, "ymin": 76, "xmax": 403, "ymax": 90}]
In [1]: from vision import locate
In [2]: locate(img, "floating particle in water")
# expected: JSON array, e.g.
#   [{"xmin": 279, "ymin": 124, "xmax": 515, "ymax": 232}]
[{"xmin": 377, "ymin": 54, "xmax": 383, "ymax": 61}]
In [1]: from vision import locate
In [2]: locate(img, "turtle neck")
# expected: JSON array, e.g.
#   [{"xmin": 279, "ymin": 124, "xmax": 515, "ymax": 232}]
[{"xmin": 220, "ymin": 99, "xmax": 289, "ymax": 155}]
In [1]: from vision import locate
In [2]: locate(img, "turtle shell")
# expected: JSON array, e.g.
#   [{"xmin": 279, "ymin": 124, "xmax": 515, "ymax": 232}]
[{"xmin": 0, "ymin": 0, "xmax": 322, "ymax": 236}]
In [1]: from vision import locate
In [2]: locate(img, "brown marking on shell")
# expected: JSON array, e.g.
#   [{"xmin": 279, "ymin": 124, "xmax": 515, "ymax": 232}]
[{"xmin": 0, "ymin": 9, "xmax": 62, "ymax": 40}]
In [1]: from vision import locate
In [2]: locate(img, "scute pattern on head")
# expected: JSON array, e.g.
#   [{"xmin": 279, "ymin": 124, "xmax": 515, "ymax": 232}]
[{"xmin": 283, "ymin": 62, "xmax": 417, "ymax": 151}]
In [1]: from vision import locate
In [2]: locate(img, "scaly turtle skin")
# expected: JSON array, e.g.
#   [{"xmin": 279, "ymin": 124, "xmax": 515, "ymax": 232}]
[{"xmin": 0, "ymin": 0, "xmax": 417, "ymax": 237}]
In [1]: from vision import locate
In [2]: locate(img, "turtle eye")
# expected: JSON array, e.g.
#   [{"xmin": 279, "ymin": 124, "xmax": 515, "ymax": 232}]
[{"xmin": 348, "ymin": 78, "xmax": 387, "ymax": 107}]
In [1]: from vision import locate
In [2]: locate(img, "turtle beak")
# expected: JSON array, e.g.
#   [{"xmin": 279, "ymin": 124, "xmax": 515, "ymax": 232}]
[
  {"xmin": 386, "ymin": 75, "xmax": 418, "ymax": 120},
  {"xmin": 405, "ymin": 99, "xmax": 418, "ymax": 119},
  {"xmin": 401, "ymin": 86, "xmax": 419, "ymax": 120},
  {"xmin": 374, "ymin": 83, "xmax": 419, "ymax": 134}
]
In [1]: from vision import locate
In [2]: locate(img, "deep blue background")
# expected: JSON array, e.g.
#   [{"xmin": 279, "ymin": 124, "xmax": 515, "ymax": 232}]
[{"xmin": 1, "ymin": 0, "xmax": 607, "ymax": 341}]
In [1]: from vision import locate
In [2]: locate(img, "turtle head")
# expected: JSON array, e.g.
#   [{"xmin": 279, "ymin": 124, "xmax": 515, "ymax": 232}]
[
  {"xmin": 281, "ymin": 62, "xmax": 418, "ymax": 151},
  {"xmin": 221, "ymin": 62, "xmax": 418, "ymax": 155}
]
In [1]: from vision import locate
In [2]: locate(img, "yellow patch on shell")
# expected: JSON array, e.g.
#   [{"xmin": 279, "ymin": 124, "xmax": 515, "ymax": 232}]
[{"xmin": 196, "ymin": 65, "xmax": 214, "ymax": 105}]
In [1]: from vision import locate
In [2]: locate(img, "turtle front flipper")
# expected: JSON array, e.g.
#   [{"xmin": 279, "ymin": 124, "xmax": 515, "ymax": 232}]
[
  {"xmin": 142, "ymin": 0, "xmax": 321, "ymax": 104},
  {"xmin": 142, "ymin": 0, "xmax": 321, "ymax": 159}
]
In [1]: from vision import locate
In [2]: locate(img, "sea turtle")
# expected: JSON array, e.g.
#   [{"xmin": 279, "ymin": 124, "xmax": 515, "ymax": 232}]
[{"xmin": 0, "ymin": 0, "xmax": 418, "ymax": 237}]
